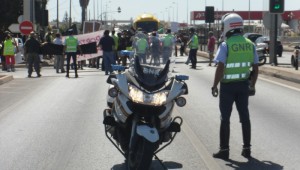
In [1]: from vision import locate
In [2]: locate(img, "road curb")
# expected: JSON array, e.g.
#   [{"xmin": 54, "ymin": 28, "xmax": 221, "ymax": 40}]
[
  {"xmin": 259, "ymin": 66, "xmax": 300, "ymax": 84},
  {"xmin": 0, "ymin": 75, "xmax": 14, "ymax": 85}
]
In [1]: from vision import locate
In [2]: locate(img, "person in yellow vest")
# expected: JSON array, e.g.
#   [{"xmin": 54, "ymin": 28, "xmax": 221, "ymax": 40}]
[
  {"xmin": 63, "ymin": 29, "xmax": 82, "ymax": 78},
  {"xmin": 135, "ymin": 32, "xmax": 149, "ymax": 64},
  {"xmin": 111, "ymin": 30, "xmax": 119, "ymax": 62},
  {"xmin": 162, "ymin": 29, "xmax": 174, "ymax": 64},
  {"xmin": 186, "ymin": 28, "xmax": 199, "ymax": 69},
  {"xmin": 211, "ymin": 13, "xmax": 259, "ymax": 160},
  {"xmin": 3, "ymin": 34, "xmax": 17, "ymax": 72}
]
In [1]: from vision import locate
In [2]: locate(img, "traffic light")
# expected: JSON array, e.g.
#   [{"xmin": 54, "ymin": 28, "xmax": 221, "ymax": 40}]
[
  {"xmin": 205, "ymin": 6, "xmax": 214, "ymax": 23},
  {"xmin": 18, "ymin": 0, "xmax": 24, "ymax": 15},
  {"xmin": 269, "ymin": 0, "xmax": 284, "ymax": 14},
  {"xmin": 117, "ymin": 7, "xmax": 121, "ymax": 13}
]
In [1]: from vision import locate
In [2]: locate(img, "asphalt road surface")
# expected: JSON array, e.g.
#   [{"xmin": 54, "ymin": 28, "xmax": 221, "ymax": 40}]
[{"xmin": 0, "ymin": 56, "xmax": 299, "ymax": 170}]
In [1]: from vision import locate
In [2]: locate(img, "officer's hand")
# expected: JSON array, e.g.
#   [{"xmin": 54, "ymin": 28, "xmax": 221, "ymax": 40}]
[
  {"xmin": 249, "ymin": 85, "xmax": 256, "ymax": 96},
  {"xmin": 211, "ymin": 86, "xmax": 219, "ymax": 97}
]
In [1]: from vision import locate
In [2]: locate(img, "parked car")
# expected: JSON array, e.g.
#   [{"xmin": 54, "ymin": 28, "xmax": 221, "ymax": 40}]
[
  {"xmin": 243, "ymin": 33, "xmax": 263, "ymax": 43},
  {"xmin": 255, "ymin": 36, "xmax": 283, "ymax": 57},
  {"xmin": 14, "ymin": 38, "xmax": 25, "ymax": 64}
]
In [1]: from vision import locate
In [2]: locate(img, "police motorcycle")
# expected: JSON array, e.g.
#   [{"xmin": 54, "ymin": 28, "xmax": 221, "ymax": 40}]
[
  {"xmin": 291, "ymin": 45, "xmax": 300, "ymax": 70},
  {"xmin": 103, "ymin": 51, "xmax": 189, "ymax": 170}
]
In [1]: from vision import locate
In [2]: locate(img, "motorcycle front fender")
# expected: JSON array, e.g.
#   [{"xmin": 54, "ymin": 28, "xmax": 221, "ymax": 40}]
[{"xmin": 136, "ymin": 125, "xmax": 159, "ymax": 143}]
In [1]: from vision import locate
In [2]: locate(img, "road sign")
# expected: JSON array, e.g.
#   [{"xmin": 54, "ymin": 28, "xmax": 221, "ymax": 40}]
[
  {"xmin": 18, "ymin": 15, "xmax": 24, "ymax": 23},
  {"xmin": 263, "ymin": 12, "xmax": 282, "ymax": 29},
  {"xmin": 8, "ymin": 24, "xmax": 20, "ymax": 33},
  {"xmin": 19, "ymin": 21, "xmax": 34, "ymax": 35}
]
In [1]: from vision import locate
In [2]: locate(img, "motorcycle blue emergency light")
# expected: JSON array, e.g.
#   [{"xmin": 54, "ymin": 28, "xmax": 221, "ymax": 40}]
[
  {"xmin": 175, "ymin": 75, "xmax": 189, "ymax": 81},
  {"xmin": 121, "ymin": 50, "xmax": 134, "ymax": 56},
  {"xmin": 111, "ymin": 65, "xmax": 126, "ymax": 71}
]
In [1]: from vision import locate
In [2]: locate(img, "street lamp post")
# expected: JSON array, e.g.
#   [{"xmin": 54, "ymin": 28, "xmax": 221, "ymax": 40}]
[
  {"xmin": 186, "ymin": 0, "xmax": 188, "ymax": 25},
  {"xmin": 57, "ymin": 0, "xmax": 59, "ymax": 28},
  {"xmin": 98, "ymin": 7, "xmax": 121, "ymax": 27},
  {"xmin": 248, "ymin": 0, "xmax": 251, "ymax": 32}
]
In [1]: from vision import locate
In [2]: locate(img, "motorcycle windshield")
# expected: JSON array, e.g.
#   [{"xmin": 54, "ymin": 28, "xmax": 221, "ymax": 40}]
[{"xmin": 131, "ymin": 56, "xmax": 170, "ymax": 91}]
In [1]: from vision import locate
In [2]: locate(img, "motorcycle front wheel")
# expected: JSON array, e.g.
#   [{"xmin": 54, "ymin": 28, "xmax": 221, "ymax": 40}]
[
  {"xmin": 259, "ymin": 57, "xmax": 266, "ymax": 66},
  {"xmin": 127, "ymin": 138, "xmax": 156, "ymax": 170}
]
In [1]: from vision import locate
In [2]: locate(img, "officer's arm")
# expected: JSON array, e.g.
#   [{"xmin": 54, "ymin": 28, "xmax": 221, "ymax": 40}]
[
  {"xmin": 213, "ymin": 62, "xmax": 225, "ymax": 88},
  {"xmin": 250, "ymin": 64, "xmax": 258, "ymax": 87},
  {"xmin": 250, "ymin": 44, "xmax": 259, "ymax": 87}
]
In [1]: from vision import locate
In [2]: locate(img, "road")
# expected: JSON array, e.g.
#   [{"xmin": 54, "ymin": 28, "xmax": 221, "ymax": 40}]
[{"xmin": 0, "ymin": 55, "xmax": 299, "ymax": 170}]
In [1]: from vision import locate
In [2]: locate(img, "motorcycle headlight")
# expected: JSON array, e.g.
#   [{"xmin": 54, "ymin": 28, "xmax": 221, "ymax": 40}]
[{"xmin": 128, "ymin": 85, "xmax": 168, "ymax": 106}]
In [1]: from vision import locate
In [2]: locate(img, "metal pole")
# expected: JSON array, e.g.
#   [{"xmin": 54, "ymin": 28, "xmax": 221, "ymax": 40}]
[
  {"xmin": 274, "ymin": 14, "xmax": 278, "ymax": 65},
  {"xmin": 30, "ymin": 0, "xmax": 33, "ymax": 22},
  {"xmin": 57, "ymin": 0, "xmax": 59, "ymax": 28},
  {"xmin": 177, "ymin": 0, "xmax": 178, "ymax": 22},
  {"xmin": 69, "ymin": 0, "xmax": 71, "ymax": 27},
  {"xmin": 186, "ymin": 0, "xmax": 188, "ymax": 25},
  {"xmin": 222, "ymin": 0, "xmax": 224, "ymax": 11},
  {"xmin": 248, "ymin": 0, "xmax": 250, "ymax": 32}
]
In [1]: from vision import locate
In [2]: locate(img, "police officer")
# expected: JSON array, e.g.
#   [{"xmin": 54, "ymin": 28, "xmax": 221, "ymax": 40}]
[
  {"xmin": 24, "ymin": 31, "xmax": 42, "ymax": 77},
  {"xmin": 186, "ymin": 28, "xmax": 199, "ymax": 69},
  {"xmin": 64, "ymin": 29, "xmax": 82, "ymax": 78},
  {"xmin": 135, "ymin": 32, "xmax": 148, "ymax": 64},
  {"xmin": 211, "ymin": 13, "xmax": 259, "ymax": 159},
  {"xmin": 162, "ymin": 29, "xmax": 174, "ymax": 64}
]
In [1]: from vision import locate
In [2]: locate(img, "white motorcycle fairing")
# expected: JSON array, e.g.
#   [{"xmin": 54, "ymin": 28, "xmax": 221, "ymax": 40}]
[{"xmin": 136, "ymin": 125, "xmax": 159, "ymax": 143}]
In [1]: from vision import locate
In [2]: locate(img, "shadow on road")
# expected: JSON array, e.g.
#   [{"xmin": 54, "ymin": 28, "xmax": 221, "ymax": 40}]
[
  {"xmin": 111, "ymin": 160, "xmax": 183, "ymax": 170},
  {"xmin": 225, "ymin": 157, "xmax": 283, "ymax": 170}
]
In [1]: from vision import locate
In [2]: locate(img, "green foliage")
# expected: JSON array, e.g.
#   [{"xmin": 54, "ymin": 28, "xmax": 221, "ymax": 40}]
[{"xmin": 0, "ymin": 0, "xmax": 23, "ymax": 30}]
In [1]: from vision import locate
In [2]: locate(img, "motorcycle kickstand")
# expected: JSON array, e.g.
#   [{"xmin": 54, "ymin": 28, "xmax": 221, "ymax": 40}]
[{"xmin": 154, "ymin": 154, "xmax": 168, "ymax": 170}]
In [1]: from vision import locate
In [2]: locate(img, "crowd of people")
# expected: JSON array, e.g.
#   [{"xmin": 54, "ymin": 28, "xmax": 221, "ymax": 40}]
[
  {"xmin": 0, "ymin": 26, "xmax": 214, "ymax": 77},
  {"xmin": 97, "ymin": 27, "xmax": 192, "ymax": 75}
]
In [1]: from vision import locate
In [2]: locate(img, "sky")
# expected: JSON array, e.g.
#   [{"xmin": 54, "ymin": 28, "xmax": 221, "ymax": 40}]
[{"xmin": 46, "ymin": 0, "xmax": 299, "ymax": 23}]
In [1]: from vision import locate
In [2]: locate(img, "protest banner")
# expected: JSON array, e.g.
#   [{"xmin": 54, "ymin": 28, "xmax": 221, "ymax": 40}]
[{"xmin": 62, "ymin": 30, "xmax": 104, "ymax": 61}]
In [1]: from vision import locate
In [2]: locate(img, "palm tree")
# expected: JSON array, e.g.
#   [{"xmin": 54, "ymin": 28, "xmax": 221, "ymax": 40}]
[{"xmin": 79, "ymin": 0, "xmax": 90, "ymax": 31}]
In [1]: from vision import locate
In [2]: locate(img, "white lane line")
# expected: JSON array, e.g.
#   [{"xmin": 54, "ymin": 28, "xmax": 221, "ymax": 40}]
[
  {"xmin": 174, "ymin": 108, "xmax": 221, "ymax": 170},
  {"xmin": 259, "ymin": 76, "xmax": 300, "ymax": 92}
]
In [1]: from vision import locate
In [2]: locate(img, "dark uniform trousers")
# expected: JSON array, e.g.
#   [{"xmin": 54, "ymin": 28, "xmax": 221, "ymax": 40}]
[
  {"xmin": 66, "ymin": 52, "xmax": 78, "ymax": 76},
  {"xmin": 27, "ymin": 53, "xmax": 40, "ymax": 76},
  {"xmin": 189, "ymin": 48, "xmax": 198, "ymax": 68},
  {"xmin": 219, "ymin": 80, "xmax": 251, "ymax": 149}
]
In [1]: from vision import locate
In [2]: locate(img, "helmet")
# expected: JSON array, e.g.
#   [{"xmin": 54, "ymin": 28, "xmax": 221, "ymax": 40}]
[
  {"xmin": 189, "ymin": 27, "xmax": 195, "ymax": 33},
  {"xmin": 222, "ymin": 13, "xmax": 243, "ymax": 37}
]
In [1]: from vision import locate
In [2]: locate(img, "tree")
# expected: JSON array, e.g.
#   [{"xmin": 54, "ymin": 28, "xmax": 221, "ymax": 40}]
[
  {"xmin": 0, "ymin": 0, "xmax": 23, "ymax": 31},
  {"xmin": 60, "ymin": 11, "xmax": 70, "ymax": 32}
]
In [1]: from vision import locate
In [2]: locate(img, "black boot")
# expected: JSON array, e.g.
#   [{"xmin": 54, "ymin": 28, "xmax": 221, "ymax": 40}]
[
  {"xmin": 241, "ymin": 121, "xmax": 251, "ymax": 158},
  {"xmin": 213, "ymin": 149, "xmax": 229, "ymax": 160},
  {"xmin": 241, "ymin": 147, "xmax": 251, "ymax": 158}
]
